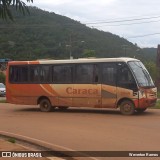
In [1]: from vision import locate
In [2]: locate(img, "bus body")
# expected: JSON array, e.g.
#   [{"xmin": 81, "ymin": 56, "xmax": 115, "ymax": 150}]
[{"xmin": 6, "ymin": 58, "xmax": 157, "ymax": 115}]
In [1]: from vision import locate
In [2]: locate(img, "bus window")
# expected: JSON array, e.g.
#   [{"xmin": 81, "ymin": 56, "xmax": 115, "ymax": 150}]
[
  {"xmin": 102, "ymin": 63, "xmax": 116, "ymax": 86},
  {"xmin": 117, "ymin": 63, "xmax": 137, "ymax": 90},
  {"xmin": 39, "ymin": 65, "xmax": 51, "ymax": 83},
  {"xmin": 52, "ymin": 65, "xmax": 73, "ymax": 84},
  {"xmin": 75, "ymin": 64, "xmax": 98, "ymax": 84},
  {"xmin": 94, "ymin": 64, "xmax": 99, "ymax": 83},
  {"xmin": 9, "ymin": 66, "xmax": 28, "ymax": 83},
  {"xmin": 128, "ymin": 61, "xmax": 154, "ymax": 87},
  {"xmin": 29, "ymin": 65, "xmax": 51, "ymax": 83},
  {"xmin": 30, "ymin": 66, "xmax": 40, "ymax": 83}
]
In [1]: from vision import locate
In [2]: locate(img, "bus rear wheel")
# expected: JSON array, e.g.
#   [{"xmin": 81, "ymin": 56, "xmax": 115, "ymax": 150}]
[
  {"xmin": 39, "ymin": 99, "xmax": 52, "ymax": 112},
  {"xmin": 120, "ymin": 100, "xmax": 135, "ymax": 115}
]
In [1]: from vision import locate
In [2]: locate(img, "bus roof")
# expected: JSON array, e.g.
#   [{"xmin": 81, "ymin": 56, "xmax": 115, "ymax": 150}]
[{"xmin": 8, "ymin": 57, "xmax": 140, "ymax": 65}]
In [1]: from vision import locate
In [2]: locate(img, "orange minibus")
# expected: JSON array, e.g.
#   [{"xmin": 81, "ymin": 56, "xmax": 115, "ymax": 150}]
[{"xmin": 6, "ymin": 58, "xmax": 157, "ymax": 115}]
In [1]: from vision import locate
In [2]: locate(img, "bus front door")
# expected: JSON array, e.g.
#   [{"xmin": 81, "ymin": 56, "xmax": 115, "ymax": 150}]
[
  {"xmin": 101, "ymin": 63, "xmax": 117, "ymax": 108},
  {"xmin": 101, "ymin": 85, "xmax": 117, "ymax": 108},
  {"xmin": 116, "ymin": 62, "xmax": 138, "ymax": 107}
]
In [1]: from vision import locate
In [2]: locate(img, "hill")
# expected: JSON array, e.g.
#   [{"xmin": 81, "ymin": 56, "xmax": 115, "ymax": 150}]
[
  {"xmin": 141, "ymin": 48, "xmax": 157, "ymax": 61},
  {"xmin": 0, "ymin": 7, "xmax": 157, "ymax": 61}
]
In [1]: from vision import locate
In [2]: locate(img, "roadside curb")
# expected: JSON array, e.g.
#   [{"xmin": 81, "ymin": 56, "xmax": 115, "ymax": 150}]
[{"xmin": 0, "ymin": 131, "xmax": 97, "ymax": 160}]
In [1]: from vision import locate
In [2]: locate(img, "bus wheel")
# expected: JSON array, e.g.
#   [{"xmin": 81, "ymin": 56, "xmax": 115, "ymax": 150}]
[
  {"xmin": 135, "ymin": 108, "xmax": 147, "ymax": 113},
  {"xmin": 39, "ymin": 99, "xmax": 52, "ymax": 112},
  {"xmin": 120, "ymin": 100, "xmax": 135, "ymax": 115},
  {"xmin": 58, "ymin": 106, "xmax": 69, "ymax": 110}
]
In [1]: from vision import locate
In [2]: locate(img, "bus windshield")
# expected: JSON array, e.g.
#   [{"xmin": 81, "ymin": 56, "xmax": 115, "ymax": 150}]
[{"xmin": 128, "ymin": 61, "xmax": 155, "ymax": 88}]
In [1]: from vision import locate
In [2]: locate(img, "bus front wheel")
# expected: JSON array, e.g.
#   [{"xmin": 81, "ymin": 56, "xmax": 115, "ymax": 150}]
[
  {"xmin": 120, "ymin": 100, "xmax": 135, "ymax": 115},
  {"xmin": 39, "ymin": 99, "xmax": 52, "ymax": 112}
]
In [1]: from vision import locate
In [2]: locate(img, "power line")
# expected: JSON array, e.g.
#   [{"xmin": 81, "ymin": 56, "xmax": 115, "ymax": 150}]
[
  {"xmin": 91, "ymin": 19, "xmax": 160, "ymax": 27},
  {"xmin": 82, "ymin": 13, "xmax": 160, "ymax": 23},
  {"xmin": 85, "ymin": 15, "xmax": 160, "ymax": 25},
  {"xmin": 127, "ymin": 32, "xmax": 160, "ymax": 39}
]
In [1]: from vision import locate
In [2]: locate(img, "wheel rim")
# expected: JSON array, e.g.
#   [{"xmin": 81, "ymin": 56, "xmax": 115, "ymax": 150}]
[
  {"xmin": 44, "ymin": 102, "xmax": 48, "ymax": 108},
  {"xmin": 120, "ymin": 100, "xmax": 135, "ymax": 115},
  {"xmin": 123, "ymin": 103, "xmax": 132, "ymax": 113},
  {"xmin": 42, "ymin": 102, "xmax": 49, "ymax": 110}
]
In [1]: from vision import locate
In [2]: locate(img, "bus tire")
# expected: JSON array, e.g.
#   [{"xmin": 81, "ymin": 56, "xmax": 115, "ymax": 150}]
[
  {"xmin": 120, "ymin": 100, "xmax": 135, "ymax": 115},
  {"xmin": 39, "ymin": 98, "xmax": 52, "ymax": 112},
  {"xmin": 135, "ymin": 108, "xmax": 147, "ymax": 113}
]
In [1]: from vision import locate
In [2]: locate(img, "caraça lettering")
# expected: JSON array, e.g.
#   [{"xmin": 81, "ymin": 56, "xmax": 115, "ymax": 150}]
[{"xmin": 66, "ymin": 87, "xmax": 98, "ymax": 95}]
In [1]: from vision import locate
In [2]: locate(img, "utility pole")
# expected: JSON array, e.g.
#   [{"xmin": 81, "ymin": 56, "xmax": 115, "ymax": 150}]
[
  {"xmin": 66, "ymin": 33, "xmax": 85, "ymax": 59},
  {"xmin": 66, "ymin": 34, "xmax": 73, "ymax": 59},
  {"xmin": 69, "ymin": 34, "xmax": 73, "ymax": 59},
  {"xmin": 122, "ymin": 45, "xmax": 128, "ymax": 57},
  {"xmin": 156, "ymin": 44, "xmax": 160, "ymax": 89}
]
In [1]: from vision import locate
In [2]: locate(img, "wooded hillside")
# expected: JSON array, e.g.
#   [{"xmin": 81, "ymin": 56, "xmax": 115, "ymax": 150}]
[{"xmin": 0, "ymin": 7, "xmax": 157, "ymax": 62}]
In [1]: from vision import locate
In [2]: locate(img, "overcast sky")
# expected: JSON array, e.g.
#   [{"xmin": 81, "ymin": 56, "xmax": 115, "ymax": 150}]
[{"xmin": 30, "ymin": 0, "xmax": 160, "ymax": 48}]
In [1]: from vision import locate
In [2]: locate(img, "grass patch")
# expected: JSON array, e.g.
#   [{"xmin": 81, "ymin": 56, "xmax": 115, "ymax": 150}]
[
  {"xmin": 157, "ymin": 91, "xmax": 160, "ymax": 99},
  {"xmin": 151, "ymin": 100, "xmax": 160, "ymax": 109},
  {"xmin": 0, "ymin": 99, "xmax": 6, "ymax": 103},
  {"xmin": 8, "ymin": 138, "xmax": 16, "ymax": 143}
]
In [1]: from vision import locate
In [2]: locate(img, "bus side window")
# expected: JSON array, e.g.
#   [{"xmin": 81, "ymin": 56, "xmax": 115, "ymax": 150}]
[
  {"xmin": 52, "ymin": 65, "xmax": 73, "ymax": 84},
  {"xmin": 19, "ymin": 66, "xmax": 28, "ymax": 82},
  {"xmin": 75, "ymin": 64, "xmax": 94, "ymax": 84},
  {"xmin": 39, "ymin": 65, "xmax": 51, "ymax": 83},
  {"xmin": 9, "ymin": 66, "xmax": 18, "ymax": 82},
  {"xmin": 30, "ymin": 66, "xmax": 40, "ymax": 83},
  {"xmin": 75, "ymin": 64, "xmax": 99, "ymax": 84},
  {"xmin": 9, "ymin": 66, "xmax": 28, "ymax": 83},
  {"xmin": 102, "ymin": 63, "xmax": 116, "ymax": 86},
  {"xmin": 94, "ymin": 64, "xmax": 99, "ymax": 83}
]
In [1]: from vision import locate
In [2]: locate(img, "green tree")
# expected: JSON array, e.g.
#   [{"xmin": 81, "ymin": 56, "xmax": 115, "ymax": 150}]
[
  {"xmin": 0, "ymin": 0, "xmax": 33, "ymax": 20},
  {"xmin": 0, "ymin": 72, "xmax": 6, "ymax": 84},
  {"xmin": 82, "ymin": 49, "xmax": 96, "ymax": 58}
]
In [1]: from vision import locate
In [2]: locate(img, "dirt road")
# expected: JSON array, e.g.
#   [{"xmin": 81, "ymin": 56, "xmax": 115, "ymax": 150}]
[{"xmin": 0, "ymin": 103, "xmax": 160, "ymax": 159}]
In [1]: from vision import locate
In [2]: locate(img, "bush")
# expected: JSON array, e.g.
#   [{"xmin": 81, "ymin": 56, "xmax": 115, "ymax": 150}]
[
  {"xmin": 0, "ymin": 72, "xmax": 6, "ymax": 84},
  {"xmin": 8, "ymin": 138, "xmax": 16, "ymax": 143}
]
